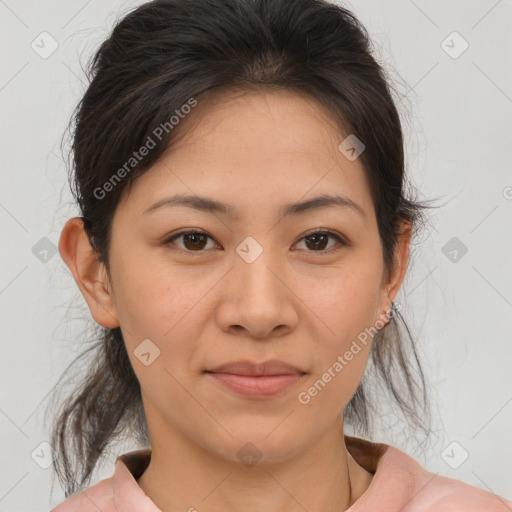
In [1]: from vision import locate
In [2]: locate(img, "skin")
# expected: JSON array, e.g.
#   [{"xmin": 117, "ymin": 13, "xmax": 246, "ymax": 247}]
[{"xmin": 59, "ymin": 88, "xmax": 411, "ymax": 512}]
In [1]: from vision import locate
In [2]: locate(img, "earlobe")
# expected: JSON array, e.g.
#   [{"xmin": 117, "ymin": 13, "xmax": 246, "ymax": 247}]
[
  {"xmin": 377, "ymin": 220, "xmax": 412, "ymax": 325},
  {"xmin": 386, "ymin": 220, "xmax": 412, "ymax": 303},
  {"xmin": 58, "ymin": 217, "xmax": 120, "ymax": 329}
]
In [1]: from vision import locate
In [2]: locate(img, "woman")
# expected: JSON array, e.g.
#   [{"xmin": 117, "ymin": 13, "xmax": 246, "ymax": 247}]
[{"xmin": 48, "ymin": 0, "xmax": 512, "ymax": 510}]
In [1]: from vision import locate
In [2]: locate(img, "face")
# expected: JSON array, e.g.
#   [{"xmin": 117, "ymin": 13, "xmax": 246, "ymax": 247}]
[{"xmin": 63, "ymin": 89, "xmax": 409, "ymax": 466}]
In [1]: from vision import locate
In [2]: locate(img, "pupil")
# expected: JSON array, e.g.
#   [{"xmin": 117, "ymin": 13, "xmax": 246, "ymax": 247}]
[
  {"xmin": 186, "ymin": 233, "xmax": 206, "ymax": 249},
  {"xmin": 308, "ymin": 233, "xmax": 327, "ymax": 250}
]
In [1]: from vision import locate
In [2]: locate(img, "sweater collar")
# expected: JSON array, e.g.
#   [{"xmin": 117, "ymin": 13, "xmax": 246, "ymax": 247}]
[{"xmin": 112, "ymin": 435, "xmax": 420, "ymax": 511}]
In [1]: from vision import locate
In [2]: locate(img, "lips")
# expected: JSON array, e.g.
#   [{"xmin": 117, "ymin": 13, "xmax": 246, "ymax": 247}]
[
  {"xmin": 205, "ymin": 359, "xmax": 306, "ymax": 376},
  {"xmin": 205, "ymin": 360, "xmax": 306, "ymax": 399}
]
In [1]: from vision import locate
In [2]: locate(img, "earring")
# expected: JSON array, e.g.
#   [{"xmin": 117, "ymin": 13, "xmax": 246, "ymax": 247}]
[
  {"xmin": 389, "ymin": 301, "xmax": 395, "ymax": 320},
  {"xmin": 389, "ymin": 301, "xmax": 402, "ymax": 320},
  {"xmin": 382, "ymin": 301, "xmax": 395, "ymax": 327}
]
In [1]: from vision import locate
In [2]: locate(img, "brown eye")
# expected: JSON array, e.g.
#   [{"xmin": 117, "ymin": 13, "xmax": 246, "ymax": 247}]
[
  {"xmin": 165, "ymin": 230, "xmax": 216, "ymax": 252},
  {"xmin": 294, "ymin": 230, "xmax": 348, "ymax": 253},
  {"xmin": 164, "ymin": 228, "xmax": 348, "ymax": 255}
]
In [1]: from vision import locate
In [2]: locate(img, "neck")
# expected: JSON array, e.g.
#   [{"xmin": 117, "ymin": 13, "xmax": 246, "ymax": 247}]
[{"xmin": 137, "ymin": 422, "xmax": 373, "ymax": 512}]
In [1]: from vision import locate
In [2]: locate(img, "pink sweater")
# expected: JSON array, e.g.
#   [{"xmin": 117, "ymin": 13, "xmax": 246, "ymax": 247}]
[{"xmin": 49, "ymin": 435, "xmax": 512, "ymax": 511}]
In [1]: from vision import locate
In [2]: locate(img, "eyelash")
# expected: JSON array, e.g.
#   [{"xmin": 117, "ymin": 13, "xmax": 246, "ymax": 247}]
[{"xmin": 163, "ymin": 228, "xmax": 349, "ymax": 255}]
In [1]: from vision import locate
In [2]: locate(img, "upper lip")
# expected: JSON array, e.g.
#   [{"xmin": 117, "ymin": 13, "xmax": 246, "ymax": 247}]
[{"xmin": 206, "ymin": 359, "xmax": 306, "ymax": 376}]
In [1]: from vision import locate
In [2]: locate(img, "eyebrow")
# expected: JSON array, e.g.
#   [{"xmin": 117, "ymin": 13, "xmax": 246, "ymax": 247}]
[{"xmin": 143, "ymin": 193, "xmax": 366, "ymax": 220}]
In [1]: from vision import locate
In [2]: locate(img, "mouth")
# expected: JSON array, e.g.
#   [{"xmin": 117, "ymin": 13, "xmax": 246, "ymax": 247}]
[
  {"xmin": 206, "ymin": 359, "xmax": 306, "ymax": 376},
  {"xmin": 205, "ymin": 372, "xmax": 306, "ymax": 398},
  {"xmin": 204, "ymin": 359, "xmax": 307, "ymax": 399}
]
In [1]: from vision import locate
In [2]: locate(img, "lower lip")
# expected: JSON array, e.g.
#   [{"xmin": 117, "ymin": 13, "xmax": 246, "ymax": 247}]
[{"xmin": 206, "ymin": 372, "xmax": 304, "ymax": 398}]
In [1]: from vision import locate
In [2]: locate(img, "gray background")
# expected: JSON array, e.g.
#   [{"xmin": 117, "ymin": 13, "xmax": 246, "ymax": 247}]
[{"xmin": 1, "ymin": 0, "xmax": 511, "ymax": 510}]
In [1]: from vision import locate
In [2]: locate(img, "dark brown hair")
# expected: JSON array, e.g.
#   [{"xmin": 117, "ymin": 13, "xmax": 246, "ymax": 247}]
[{"xmin": 47, "ymin": 0, "xmax": 438, "ymax": 499}]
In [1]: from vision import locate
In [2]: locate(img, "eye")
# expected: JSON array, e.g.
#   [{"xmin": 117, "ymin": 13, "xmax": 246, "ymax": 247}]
[
  {"xmin": 164, "ymin": 228, "xmax": 348, "ymax": 254},
  {"xmin": 292, "ymin": 228, "xmax": 348, "ymax": 254},
  {"xmin": 164, "ymin": 229, "xmax": 218, "ymax": 252}
]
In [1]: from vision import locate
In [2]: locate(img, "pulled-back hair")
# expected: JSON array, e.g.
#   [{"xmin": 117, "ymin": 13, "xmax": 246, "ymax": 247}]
[{"xmin": 47, "ymin": 0, "xmax": 438, "ymax": 499}]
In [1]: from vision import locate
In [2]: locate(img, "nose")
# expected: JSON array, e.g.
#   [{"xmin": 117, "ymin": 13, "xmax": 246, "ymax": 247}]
[{"xmin": 214, "ymin": 248, "xmax": 299, "ymax": 339}]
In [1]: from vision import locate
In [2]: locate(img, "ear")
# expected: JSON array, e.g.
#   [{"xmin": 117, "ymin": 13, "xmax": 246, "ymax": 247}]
[
  {"xmin": 376, "ymin": 219, "xmax": 412, "ymax": 324},
  {"xmin": 58, "ymin": 217, "xmax": 120, "ymax": 328}
]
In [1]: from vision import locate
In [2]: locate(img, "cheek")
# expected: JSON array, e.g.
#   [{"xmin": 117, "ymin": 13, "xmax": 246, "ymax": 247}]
[
  {"xmin": 115, "ymin": 263, "xmax": 209, "ymax": 415},
  {"xmin": 112, "ymin": 251, "xmax": 214, "ymax": 342},
  {"xmin": 294, "ymin": 264, "xmax": 381, "ymax": 399},
  {"xmin": 297, "ymin": 262, "xmax": 382, "ymax": 343},
  {"xmin": 297, "ymin": 307, "xmax": 374, "ymax": 416}
]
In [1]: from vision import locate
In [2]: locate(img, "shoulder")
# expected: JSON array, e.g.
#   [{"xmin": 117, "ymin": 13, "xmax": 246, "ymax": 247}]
[
  {"xmin": 48, "ymin": 449, "xmax": 154, "ymax": 512},
  {"xmin": 388, "ymin": 447, "xmax": 512, "ymax": 512},
  {"xmin": 405, "ymin": 471, "xmax": 512, "ymax": 511},
  {"xmin": 346, "ymin": 436, "xmax": 512, "ymax": 512},
  {"xmin": 49, "ymin": 476, "xmax": 115, "ymax": 512}
]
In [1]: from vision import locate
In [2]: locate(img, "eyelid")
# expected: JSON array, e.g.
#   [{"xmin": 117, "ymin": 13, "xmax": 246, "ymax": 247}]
[
  {"xmin": 164, "ymin": 227, "xmax": 349, "ymax": 253},
  {"xmin": 164, "ymin": 229, "xmax": 218, "ymax": 253},
  {"xmin": 300, "ymin": 227, "xmax": 349, "ymax": 245},
  {"xmin": 292, "ymin": 228, "xmax": 349, "ymax": 254}
]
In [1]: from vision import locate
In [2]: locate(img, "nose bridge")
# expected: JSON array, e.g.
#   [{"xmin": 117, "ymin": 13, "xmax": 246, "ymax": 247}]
[
  {"xmin": 213, "ymin": 230, "xmax": 302, "ymax": 339},
  {"xmin": 234, "ymin": 234, "xmax": 284, "ymax": 298},
  {"xmin": 226, "ymin": 234, "xmax": 292, "ymax": 329}
]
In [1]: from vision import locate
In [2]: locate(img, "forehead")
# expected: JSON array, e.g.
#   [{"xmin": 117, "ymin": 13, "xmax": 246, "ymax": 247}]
[
  {"xmin": 172, "ymin": 88, "xmax": 349, "ymax": 159},
  {"xmin": 117, "ymin": 89, "xmax": 374, "ymax": 222}
]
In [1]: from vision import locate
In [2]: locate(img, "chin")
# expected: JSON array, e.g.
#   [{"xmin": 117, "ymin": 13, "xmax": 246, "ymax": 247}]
[{"xmin": 205, "ymin": 420, "xmax": 308, "ymax": 467}]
